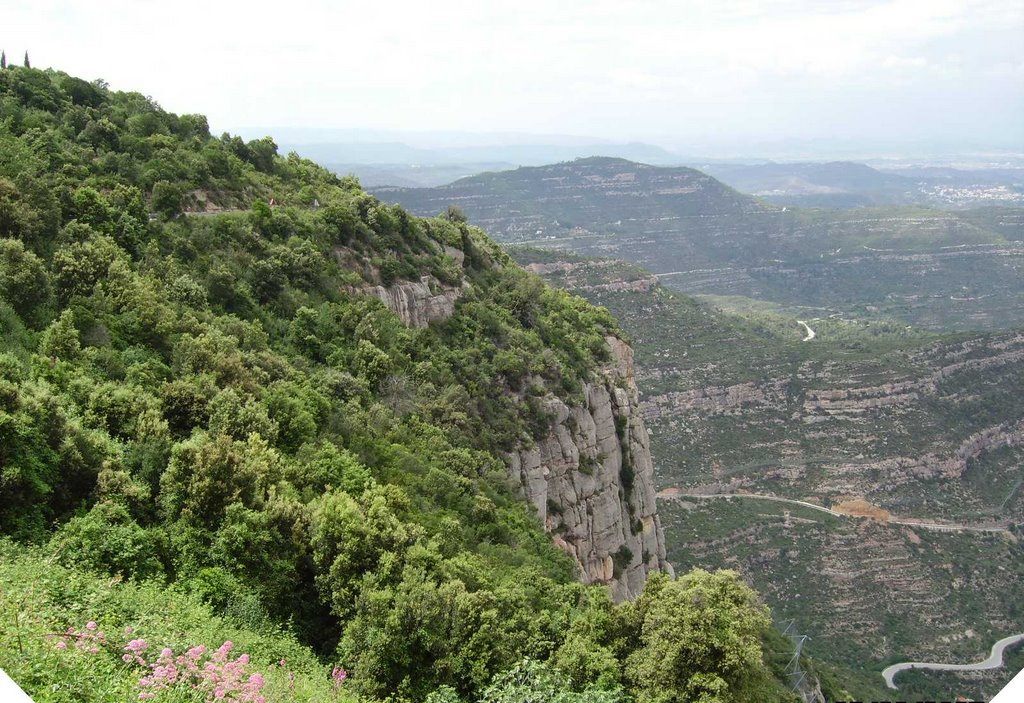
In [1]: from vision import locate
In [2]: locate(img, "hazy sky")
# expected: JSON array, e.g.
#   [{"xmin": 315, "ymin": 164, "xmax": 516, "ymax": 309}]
[{"xmin": 6, "ymin": 0, "xmax": 1024, "ymax": 151}]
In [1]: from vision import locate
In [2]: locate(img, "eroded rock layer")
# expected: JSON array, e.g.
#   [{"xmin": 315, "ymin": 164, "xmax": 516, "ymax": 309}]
[{"xmin": 508, "ymin": 337, "xmax": 672, "ymax": 601}]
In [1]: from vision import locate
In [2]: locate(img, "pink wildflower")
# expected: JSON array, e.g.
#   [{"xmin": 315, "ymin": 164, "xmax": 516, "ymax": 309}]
[
  {"xmin": 332, "ymin": 666, "xmax": 348, "ymax": 688},
  {"xmin": 55, "ymin": 641, "xmax": 67, "ymax": 650},
  {"xmin": 86, "ymin": 621, "xmax": 97, "ymax": 631},
  {"xmin": 126, "ymin": 639, "xmax": 149, "ymax": 653}
]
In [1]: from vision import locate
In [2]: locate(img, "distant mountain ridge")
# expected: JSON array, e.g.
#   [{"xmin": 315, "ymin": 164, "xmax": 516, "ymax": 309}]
[
  {"xmin": 373, "ymin": 156, "xmax": 762, "ymax": 240},
  {"xmin": 694, "ymin": 160, "xmax": 1024, "ymax": 208},
  {"xmin": 375, "ymin": 157, "xmax": 1024, "ymax": 331},
  {"xmin": 696, "ymin": 160, "xmax": 910, "ymax": 197},
  {"xmin": 284, "ymin": 140, "xmax": 680, "ymax": 169}
]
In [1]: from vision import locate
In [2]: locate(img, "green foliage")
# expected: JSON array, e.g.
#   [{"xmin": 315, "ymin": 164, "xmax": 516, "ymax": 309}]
[
  {"xmin": 0, "ymin": 65, "xmax": 796, "ymax": 703},
  {"xmin": 481, "ymin": 659, "xmax": 628, "ymax": 703},
  {"xmin": 151, "ymin": 180, "xmax": 183, "ymax": 219},
  {"xmin": 49, "ymin": 500, "xmax": 165, "ymax": 579},
  {"xmin": 160, "ymin": 432, "xmax": 283, "ymax": 532},
  {"xmin": 0, "ymin": 238, "xmax": 51, "ymax": 322},
  {"xmin": 623, "ymin": 571, "xmax": 774, "ymax": 703},
  {"xmin": 0, "ymin": 543, "xmax": 356, "ymax": 703}
]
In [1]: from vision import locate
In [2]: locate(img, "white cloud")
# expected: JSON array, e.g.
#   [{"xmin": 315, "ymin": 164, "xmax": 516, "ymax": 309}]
[{"xmin": 4, "ymin": 0, "xmax": 1022, "ymax": 146}]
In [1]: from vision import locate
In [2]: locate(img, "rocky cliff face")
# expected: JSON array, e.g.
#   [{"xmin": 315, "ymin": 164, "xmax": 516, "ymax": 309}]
[
  {"xmin": 364, "ymin": 275, "xmax": 465, "ymax": 328},
  {"xmin": 507, "ymin": 336, "xmax": 672, "ymax": 601},
  {"xmin": 355, "ymin": 263, "xmax": 670, "ymax": 600}
]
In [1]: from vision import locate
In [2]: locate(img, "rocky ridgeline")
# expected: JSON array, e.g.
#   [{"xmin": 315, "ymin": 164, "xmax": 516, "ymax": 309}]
[
  {"xmin": 636, "ymin": 330, "xmax": 1024, "ymax": 512},
  {"xmin": 803, "ymin": 334, "xmax": 1024, "ymax": 419},
  {"xmin": 822, "ymin": 420, "xmax": 1024, "ymax": 491},
  {"xmin": 641, "ymin": 380, "xmax": 787, "ymax": 419},
  {"xmin": 508, "ymin": 337, "xmax": 672, "ymax": 601},
  {"xmin": 639, "ymin": 333, "xmax": 1024, "ymax": 421},
  {"xmin": 340, "ymin": 244, "xmax": 468, "ymax": 329}
]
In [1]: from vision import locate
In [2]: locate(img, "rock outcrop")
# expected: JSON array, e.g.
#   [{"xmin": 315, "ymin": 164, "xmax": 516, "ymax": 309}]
[
  {"xmin": 356, "ymin": 264, "xmax": 670, "ymax": 600},
  {"xmin": 507, "ymin": 336, "xmax": 672, "ymax": 601},
  {"xmin": 364, "ymin": 275, "xmax": 465, "ymax": 328}
]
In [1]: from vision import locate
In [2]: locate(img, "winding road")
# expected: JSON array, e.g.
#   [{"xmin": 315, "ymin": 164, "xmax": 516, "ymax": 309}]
[
  {"xmin": 883, "ymin": 633, "xmax": 1024, "ymax": 689},
  {"xmin": 658, "ymin": 492, "xmax": 1010, "ymax": 534},
  {"xmin": 797, "ymin": 320, "xmax": 816, "ymax": 341}
]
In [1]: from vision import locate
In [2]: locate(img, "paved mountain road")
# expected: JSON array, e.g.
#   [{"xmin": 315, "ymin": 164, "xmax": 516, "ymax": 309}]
[
  {"xmin": 658, "ymin": 492, "xmax": 1010, "ymax": 534},
  {"xmin": 882, "ymin": 633, "xmax": 1024, "ymax": 689}
]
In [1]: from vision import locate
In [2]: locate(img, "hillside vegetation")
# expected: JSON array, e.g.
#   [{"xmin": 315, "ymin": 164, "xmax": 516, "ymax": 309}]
[{"xmin": 0, "ymin": 66, "xmax": 804, "ymax": 703}]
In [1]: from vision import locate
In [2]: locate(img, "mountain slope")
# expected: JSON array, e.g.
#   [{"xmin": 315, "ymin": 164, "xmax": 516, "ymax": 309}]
[
  {"xmin": 513, "ymin": 248, "xmax": 1024, "ymax": 700},
  {"xmin": 377, "ymin": 160, "xmax": 1024, "ymax": 331},
  {"xmin": 374, "ymin": 156, "xmax": 762, "ymax": 240},
  {"xmin": 0, "ymin": 65, "xmax": 800, "ymax": 703},
  {"xmin": 695, "ymin": 160, "xmax": 914, "ymax": 207}
]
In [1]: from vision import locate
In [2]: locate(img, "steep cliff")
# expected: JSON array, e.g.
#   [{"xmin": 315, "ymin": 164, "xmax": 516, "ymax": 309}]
[
  {"xmin": 363, "ymin": 274, "xmax": 465, "ymax": 328},
  {"xmin": 355, "ymin": 256, "xmax": 671, "ymax": 600},
  {"xmin": 507, "ymin": 336, "xmax": 672, "ymax": 601}
]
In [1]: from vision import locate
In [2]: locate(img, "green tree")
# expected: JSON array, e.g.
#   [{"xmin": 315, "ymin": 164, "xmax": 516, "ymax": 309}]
[
  {"xmin": 624, "ymin": 570, "xmax": 773, "ymax": 703},
  {"xmin": 481, "ymin": 659, "xmax": 627, "ymax": 703},
  {"xmin": 246, "ymin": 136, "xmax": 278, "ymax": 173},
  {"xmin": 51, "ymin": 232, "xmax": 125, "ymax": 301},
  {"xmin": 38, "ymin": 309, "xmax": 80, "ymax": 360},
  {"xmin": 308, "ymin": 485, "xmax": 418, "ymax": 618},
  {"xmin": 49, "ymin": 500, "xmax": 164, "ymax": 579},
  {"xmin": 160, "ymin": 432, "xmax": 283, "ymax": 532},
  {"xmin": 151, "ymin": 180, "xmax": 183, "ymax": 219},
  {"xmin": 0, "ymin": 238, "xmax": 50, "ymax": 321}
]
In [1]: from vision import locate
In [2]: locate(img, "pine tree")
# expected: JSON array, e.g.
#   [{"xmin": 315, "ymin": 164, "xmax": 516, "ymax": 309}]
[
  {"xmin": 23, "ymin": 51, "xmax": 30, "ymax": 69},
  {"xmin": 1, "ymin": 51, "xmax": 7, "ymax": 69}
]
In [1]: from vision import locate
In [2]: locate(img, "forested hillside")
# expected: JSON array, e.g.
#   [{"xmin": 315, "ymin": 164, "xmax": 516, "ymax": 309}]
[{"xmin": 0, "ymin": 66, "xmax": 803, "ymax": 703}]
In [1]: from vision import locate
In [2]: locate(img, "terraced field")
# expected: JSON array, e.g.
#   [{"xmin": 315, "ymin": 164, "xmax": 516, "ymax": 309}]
[{"xmin": 512, "ymin": 248, "xmax": 1024, "ymax": 699}]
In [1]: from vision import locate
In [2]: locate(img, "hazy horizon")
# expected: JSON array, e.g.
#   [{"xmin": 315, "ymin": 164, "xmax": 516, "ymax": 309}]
[{"xmin": 6, "ymin": 0, "xmax": 1023, "ymax": 157}]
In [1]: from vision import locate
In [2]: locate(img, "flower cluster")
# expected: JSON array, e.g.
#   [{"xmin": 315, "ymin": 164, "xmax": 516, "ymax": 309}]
[
  {"xmin": 332, "ymin": 665, "xmax": 348, "ymax": 689},
  {"xmin": 130, "ymin": 639, "xmax": 266, "ymax": 702},
  {"xmin": 50, "ymin": 621, "xmax": 107, "ymax": 654},
  {"xmin": 51, "ymin": 622, "xmax": 267, "ymax": 703}
]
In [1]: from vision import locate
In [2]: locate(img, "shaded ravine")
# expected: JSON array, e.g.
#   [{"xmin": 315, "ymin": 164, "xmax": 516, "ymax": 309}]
[{"xmin": 883, "ymin": 633, "xmax": 1024, "ymax": 689}]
